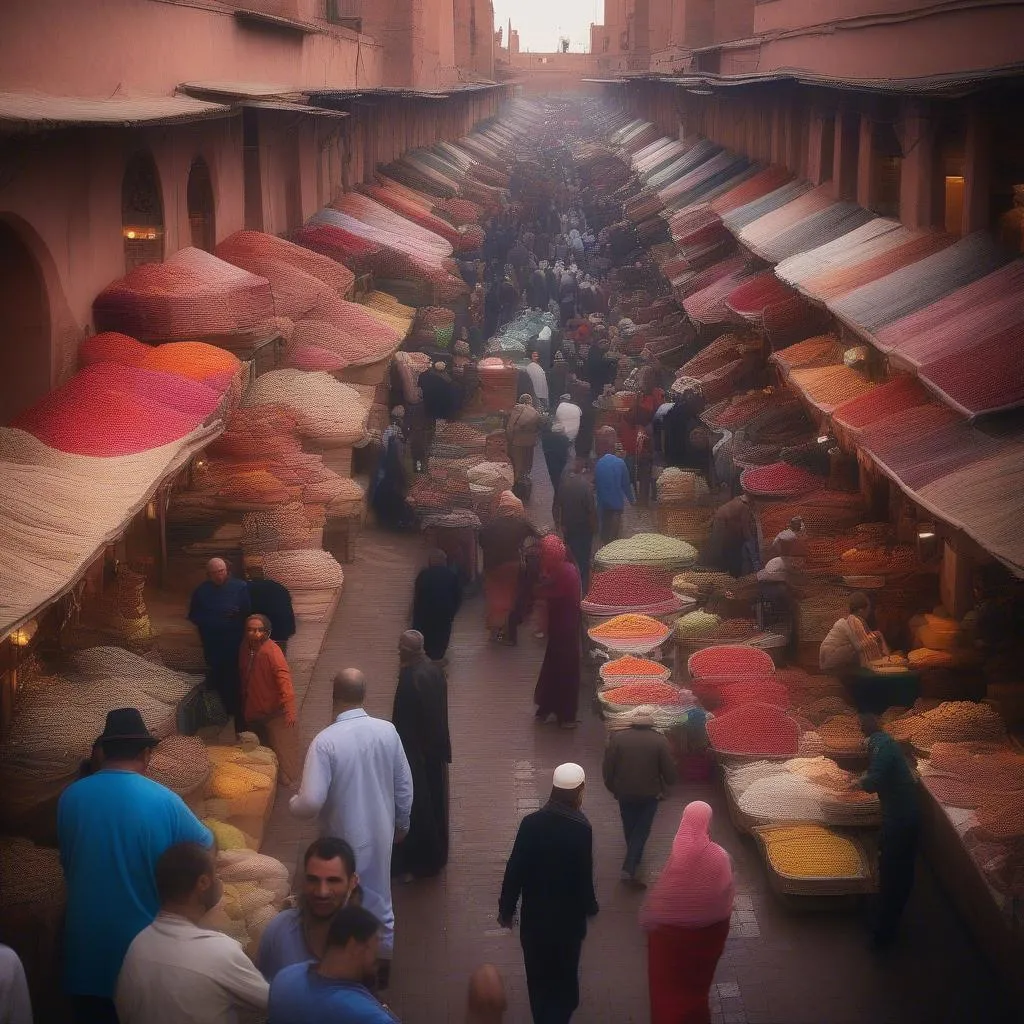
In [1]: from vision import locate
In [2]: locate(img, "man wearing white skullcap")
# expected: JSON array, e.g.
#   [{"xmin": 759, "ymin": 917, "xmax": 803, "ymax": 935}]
[{"xmin": 498, "ymin": 763, "xmax": 598, "ymax": 1023}]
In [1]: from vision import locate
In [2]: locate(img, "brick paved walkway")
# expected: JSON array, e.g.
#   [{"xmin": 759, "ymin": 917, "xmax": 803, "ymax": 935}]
[{"xmin": 263, "ymin": 454, "xmax": 1015, "ymax": 1024}]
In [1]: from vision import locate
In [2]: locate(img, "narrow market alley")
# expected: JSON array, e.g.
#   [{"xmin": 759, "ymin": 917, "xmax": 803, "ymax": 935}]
[{"xmin": 263, "ymin": 458, "xmax": 1013, "ymax": 1024}]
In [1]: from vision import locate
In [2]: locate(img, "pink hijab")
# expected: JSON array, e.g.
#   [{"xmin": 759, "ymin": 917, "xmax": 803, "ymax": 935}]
[{"xmin": 640, "ymin": 801, "xmax": 734, "ymax": 930}]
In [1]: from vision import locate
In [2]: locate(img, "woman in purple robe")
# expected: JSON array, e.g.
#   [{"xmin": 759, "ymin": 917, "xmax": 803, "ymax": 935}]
[{"xmin": 533, "ymin": 534, "xmax": 582, "ymax": 729}]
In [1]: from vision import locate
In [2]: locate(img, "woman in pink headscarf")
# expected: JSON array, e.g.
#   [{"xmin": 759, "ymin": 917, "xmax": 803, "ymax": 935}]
[
  {"xmin": 640, "ymin": 801, "xmax": 735, "ymax": 1024},
  {"xmin": 533, "ymin": 534, "xmax": 582, "ymax": 728}
]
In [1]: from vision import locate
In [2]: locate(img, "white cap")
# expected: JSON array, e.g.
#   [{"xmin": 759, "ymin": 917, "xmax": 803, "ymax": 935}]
[{"xmin": 553, "ymin": 762, "xmax": 586, "ymax": 790}]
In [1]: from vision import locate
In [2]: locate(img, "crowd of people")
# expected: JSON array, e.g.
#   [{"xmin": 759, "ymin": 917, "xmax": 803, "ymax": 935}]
[{"xmin": 13, "ymin": 105, "xmax": 928, "ymax": 1024}]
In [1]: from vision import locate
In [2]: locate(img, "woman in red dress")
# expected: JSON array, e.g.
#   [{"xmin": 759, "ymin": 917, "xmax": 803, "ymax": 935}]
[
  {"xmin": 532, "ymin": 534, "xmax": 582, "ymax": 729},
  {"xmin": 640, "ymin": 801, "xmax": 735, "ymax": 1024}
]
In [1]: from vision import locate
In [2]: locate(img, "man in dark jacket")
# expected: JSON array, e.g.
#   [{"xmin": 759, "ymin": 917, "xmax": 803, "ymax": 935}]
[
  {"xmin": 246, "ymin": 576, "xmax": 296, "ymax": 654},
  {"xmin": 553, "ymin": 458, "xmax": 597, "ymax": 594},
  {"xmin": 498, "ymin": 763, "xmax": 598, "ymax": 1024},
  {"xmin": 602, "ymin": 714, "xmax": 677, "ymax": 887},
  {"xmin": 850, "ymin": 713, "xmax": 920, "ymax": 948}
]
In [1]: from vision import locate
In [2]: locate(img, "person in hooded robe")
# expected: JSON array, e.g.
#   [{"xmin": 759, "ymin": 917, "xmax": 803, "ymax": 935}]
[
  {"xmin": 390, "ymin": 631, "xmax": 452, "ymax": 880},
  {"xmin": 640, "ymin": 801, "xmax": 735, "ymax": 1024},
  {"xmin": 533, "ymin": 535, "xmax": 583, "ymax": 729},
  {"xmin": 411, "ymin": 550, "xmax": 463, "ymax": 663}
]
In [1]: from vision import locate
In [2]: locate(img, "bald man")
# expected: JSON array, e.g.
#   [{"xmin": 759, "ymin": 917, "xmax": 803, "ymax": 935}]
[
  {"xmin": 290, "ymin": 669, "xmax": 413, "ymax": 988},
  {"xmin": 188, "ymin": 557, "xmax": 250, "ymax": 724},
  {"xmin": 466, "ymin": 964, "xmax": 507, "ymax": 1024}
]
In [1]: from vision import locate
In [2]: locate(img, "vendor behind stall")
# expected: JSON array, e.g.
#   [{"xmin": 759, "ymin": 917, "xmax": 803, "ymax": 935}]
[{"xmin": 819, "ymin": 592, "xmax": 889, "ymax": 673}]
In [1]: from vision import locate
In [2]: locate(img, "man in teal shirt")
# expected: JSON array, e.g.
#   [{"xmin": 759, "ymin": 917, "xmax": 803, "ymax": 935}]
[
  {"xmin": 850, "ymin": 713, "xmax": 919, "ymax": 949},
  {"xmin": 58, "ymin": 708, "xmax": 213, "ymax": 1023}
]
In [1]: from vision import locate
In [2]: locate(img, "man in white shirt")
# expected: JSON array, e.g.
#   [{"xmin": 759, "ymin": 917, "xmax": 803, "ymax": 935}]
[
  {"xmin": 290, "ymin": 668, "xmax": 414, "ymax": 989},
  {"xmin": 0, "ymin": 944, "xmax": 32, "ymax": 1024},
  {"xmin": 524, "ymin": 352, "xmax": 550, "ymax": 411},
  {"xmin": 115, "ymin": 842, "xmax": 269, "ymax": 1024}
]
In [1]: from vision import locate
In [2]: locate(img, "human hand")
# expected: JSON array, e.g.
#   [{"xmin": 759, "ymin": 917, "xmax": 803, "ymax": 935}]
[{"xmin": 394, "ymin": 828, "xmax": 409, "ymax": 845}]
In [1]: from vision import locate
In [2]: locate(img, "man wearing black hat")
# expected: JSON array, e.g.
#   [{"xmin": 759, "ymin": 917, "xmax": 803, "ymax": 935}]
[{"xmin": 58, "ymin": 708, "xmax": 213, "ymax": 1024}]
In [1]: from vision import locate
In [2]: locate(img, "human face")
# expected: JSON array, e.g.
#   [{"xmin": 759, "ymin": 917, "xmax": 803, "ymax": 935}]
[
  {"xmin": 208, "ymin": 560, "xmax": 229, "ymax": 585},
  {"xmin": 303, "ymin": 855, "xmax": 357, "ymax": 920},
  {"xmin": 245, "ymin": 618, "xmax": 269, "ymax": 647}
]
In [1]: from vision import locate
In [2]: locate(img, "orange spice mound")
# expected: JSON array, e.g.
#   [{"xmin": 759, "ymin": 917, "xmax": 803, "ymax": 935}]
[
  {"xmin": 590, "ymin": 614, "xmax": 667, "ymax": 640},
  {"xmin": 603, "ymin": 655, "xmax": 668, "ymax": 677}
]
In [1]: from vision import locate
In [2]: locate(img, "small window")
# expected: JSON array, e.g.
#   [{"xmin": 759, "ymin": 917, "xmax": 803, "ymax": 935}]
[{"xmin": 122, "ymin": 152, "xmax": 164, "ymax": 271}]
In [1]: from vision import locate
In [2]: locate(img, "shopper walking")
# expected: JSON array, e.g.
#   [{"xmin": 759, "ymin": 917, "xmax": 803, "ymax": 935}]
[
  {"xmin": 59, "ymin": 709, "xmax": 213, "ymax": 1024},
  {"xmin": 532, "ymin": 536, "xmax": 583, "ymax": 730},
  {"xmin": 115, "ymin": 843, "xmax": 269, "ymax": 1024},
  {"xmin": 391, "ymin": 631, "xmax": 452, "ymax": 880},
  {"xmin": 290, "ymin": 670, "xmax": 413, "ymax": 988},
  {"xmin": 411, "ymin": 549, "xmax": 463, "ymax": 662},
  {"xmin": 479, "ymin": 491, "xmax": 537, "ymax": 645},
  {"xmin": 498, "ymin": 763, "xmax": 598, "ymax": 1024},
  {"xmin": 602, "ymin": 713, "xmax": 677, "ymax": 886},
  {"xmin": 553, "ymin": 458, "xmax": 597, "ymax": 594},
  {"xmin": 593, "ymin": 426, "xmax": 634, "ymax": 544},
  {"xmin": 506, "ymin": 394, "xmax": 545, "ymax": 499},
  {"xmin": 238, "ymin": 614, "xmax": 300, "ymax": 788},
  {"xmin": 850, "ymin": 713, "xmax": 920, "ymax": 948},
  {"xmin": 640, "ymin": 801, "xmax": 734, "ymax": 1024}
]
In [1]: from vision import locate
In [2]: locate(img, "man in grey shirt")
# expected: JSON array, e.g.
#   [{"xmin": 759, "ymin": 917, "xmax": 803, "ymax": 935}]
[{"xmin": 258, "ymin": 837, "xmax": 361, "ymax": 982}]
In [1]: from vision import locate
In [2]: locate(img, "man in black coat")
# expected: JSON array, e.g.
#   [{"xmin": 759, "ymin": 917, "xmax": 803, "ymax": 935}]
[
  {"xmin": 411, "ymin": 550, "xmax": 463, "ymax": 661},
  {"xmin": 498, "ymin": 763, "xmax": 598, "ymax": 1024},
  {"xmin": 245, "ymin": 575, "xmax": 296, "ymax": 654}
]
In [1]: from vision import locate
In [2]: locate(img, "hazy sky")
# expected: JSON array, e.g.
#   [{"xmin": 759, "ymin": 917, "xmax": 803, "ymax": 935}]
[{"xmin": 493, "ymin": 0, "xmax": 602, "ymax": 53}]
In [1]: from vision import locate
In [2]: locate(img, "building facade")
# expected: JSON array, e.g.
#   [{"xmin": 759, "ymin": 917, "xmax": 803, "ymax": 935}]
[{"xmin": 0, "ymin": 0, "xmax": 501, "ymax": 422}]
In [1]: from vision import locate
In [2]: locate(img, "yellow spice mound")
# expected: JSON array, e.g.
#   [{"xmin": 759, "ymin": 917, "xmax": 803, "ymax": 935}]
[{"xmin": 762, "ymin": 824, "xmax": 863, "ymax": 877}]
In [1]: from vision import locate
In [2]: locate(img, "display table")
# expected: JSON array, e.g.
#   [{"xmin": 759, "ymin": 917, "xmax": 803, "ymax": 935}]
[{"xmin": 919, "ymin": 784, "xmax": 1024, "ymax": 1002}]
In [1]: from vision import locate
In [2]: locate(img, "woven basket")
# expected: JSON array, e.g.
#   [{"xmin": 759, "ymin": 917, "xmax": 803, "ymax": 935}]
[
  {"xmin": 722, "ymin": 771, "xmax": 760, "ymax": 835},
  {"xmin": 655, "ymin": 503, "xmax": 713, "ymax": 547},
  {"xmin": 751, "ymin": 824, "xmax": 876, "ymax": 896}
]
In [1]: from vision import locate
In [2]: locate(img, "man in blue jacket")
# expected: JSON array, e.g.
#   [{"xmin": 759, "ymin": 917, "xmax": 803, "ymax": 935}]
[{"xmin": 593, "ymin": 426, "xmax": 634, "ymax": 544}]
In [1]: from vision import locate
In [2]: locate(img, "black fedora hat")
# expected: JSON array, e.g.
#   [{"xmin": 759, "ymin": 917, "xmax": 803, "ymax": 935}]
[{"xmin": 97, "ymin": 708, "xmax": 157, "ymax": 746}]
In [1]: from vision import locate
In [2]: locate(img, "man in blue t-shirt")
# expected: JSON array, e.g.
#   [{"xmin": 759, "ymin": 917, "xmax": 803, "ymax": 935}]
[
  {"xmin": 269, "ymin": 905, "xmax": 399, "ymax": 1023},
  {"xmin": 58, "ymin": 708, "xmax": 213, "ymax": 1024}
]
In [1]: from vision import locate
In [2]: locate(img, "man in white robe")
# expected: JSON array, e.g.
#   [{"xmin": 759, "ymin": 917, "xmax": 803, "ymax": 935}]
[{"xmin": 290, "ymin": 669, "xmax": 413, "ymax": 988}]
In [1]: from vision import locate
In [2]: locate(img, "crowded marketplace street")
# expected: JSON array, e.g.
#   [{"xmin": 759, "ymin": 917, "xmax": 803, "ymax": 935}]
[{"xmin": 2, "ymin": 4, "xmax": 1024, "ymax": 1021}]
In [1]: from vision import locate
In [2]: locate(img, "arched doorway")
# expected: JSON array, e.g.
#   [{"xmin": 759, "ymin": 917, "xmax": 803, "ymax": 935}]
[
  {"xmin": 0, "ymin": 221, "xmax": 50, "ymax": 423},
  {"xmin": 121, "ymin": 151, "xmax": 165, "ymax": 270},
  {"xmin": 187, "ymin": 157, "xmax": 216, "ymax": 251}
]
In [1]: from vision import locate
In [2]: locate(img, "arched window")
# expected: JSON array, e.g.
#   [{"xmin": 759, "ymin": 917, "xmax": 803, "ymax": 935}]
[
  {"xmin": 187, "ymin": 157, "xmax": 216, "ymax": 251},
  {"xmin": 0, "ymin": 220, "xmax": 50, "ymax": 423},
  {"xmin": 121, "ymin": 151, "xmax": 164, "ymax": 270}
]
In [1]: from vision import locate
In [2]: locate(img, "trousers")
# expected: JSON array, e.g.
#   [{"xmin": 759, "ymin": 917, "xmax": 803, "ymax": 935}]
[
  {"xmin": 521, "ymin": 932, "xmax": 583, "ymax": 1024},
  {"xmin": 619, "ymin": 798, "xmax": 659, "ymax": 876},
  {"xmin": 875, "ymin": 819, "xmax": 919, "ymax": 941},
  {"xmin": 599, "ymin": 508, "xmax": 623, "ymax": 545}
]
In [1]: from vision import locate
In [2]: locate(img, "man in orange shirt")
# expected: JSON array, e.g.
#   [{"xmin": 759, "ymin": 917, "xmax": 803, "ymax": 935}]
[{"xmin": 239, "ymin": 614, "xmax": 300, "ymax": 787}]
